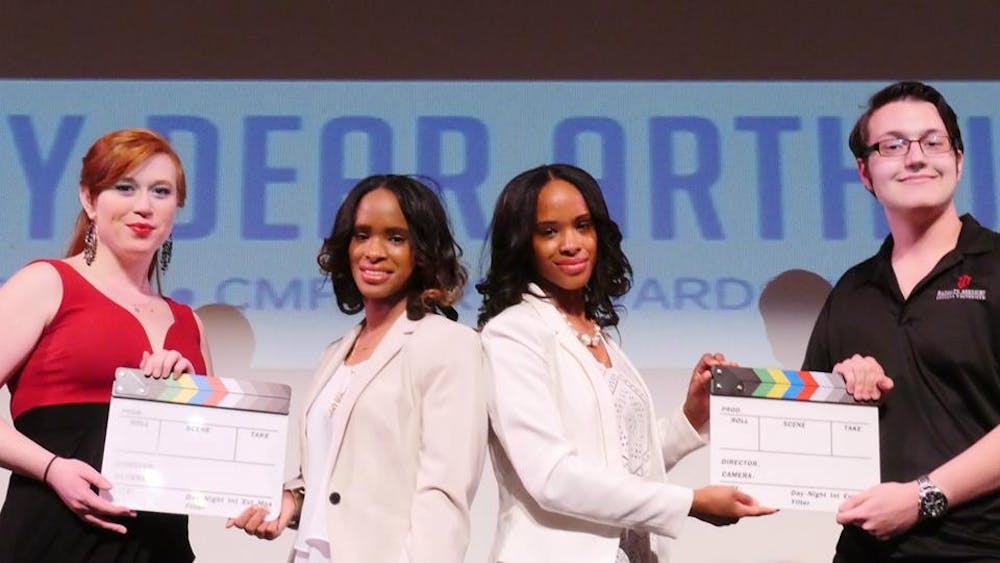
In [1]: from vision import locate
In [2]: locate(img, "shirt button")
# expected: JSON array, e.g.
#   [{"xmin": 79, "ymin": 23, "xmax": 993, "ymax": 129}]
[{"xmin": 329, "ymin": 492, "xmax": 341, "ymax": 505}]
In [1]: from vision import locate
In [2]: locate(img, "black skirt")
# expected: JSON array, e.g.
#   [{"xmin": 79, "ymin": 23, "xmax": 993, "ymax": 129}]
[{"xmin": 0, "ymin": 404, "xmax": 194, "ymax": 563}]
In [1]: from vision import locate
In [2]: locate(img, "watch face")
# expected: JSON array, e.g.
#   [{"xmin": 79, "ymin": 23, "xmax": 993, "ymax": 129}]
[{"xmin": 921, "ymin": 490, "xmax": 948, "ymax": 519}]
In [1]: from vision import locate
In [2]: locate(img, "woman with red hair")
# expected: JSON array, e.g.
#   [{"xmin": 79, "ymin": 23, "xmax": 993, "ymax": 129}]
[{"xmin": 0, "ymin": 128, "xmax": 212, "ymax": 562}]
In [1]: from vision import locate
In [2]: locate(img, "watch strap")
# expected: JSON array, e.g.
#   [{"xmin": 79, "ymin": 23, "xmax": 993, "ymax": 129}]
[{"xmin": 286, "ymin": 487, "xmax": 305, "ymax": 530}]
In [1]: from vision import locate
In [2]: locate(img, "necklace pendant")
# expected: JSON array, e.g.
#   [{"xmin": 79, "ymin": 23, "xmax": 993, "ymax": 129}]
[{"xmin": 328, "ymin": 390, "xmax": 346, "ymax": 416}]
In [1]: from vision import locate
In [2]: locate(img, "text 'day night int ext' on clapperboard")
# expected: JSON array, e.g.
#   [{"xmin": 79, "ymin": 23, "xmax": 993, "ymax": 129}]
[
  {"xmin": 710, "ymin": 366, "xmax": 880, "ymax": 512},
  {"xmin": 101, "ymin": 368, "xmax": 291, "ymax": 518}
]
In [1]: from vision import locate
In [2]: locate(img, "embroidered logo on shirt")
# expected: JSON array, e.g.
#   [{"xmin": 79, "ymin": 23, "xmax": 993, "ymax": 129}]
[{"xmin": 936, "ymin": 274, "xmax": 986, "ymax": 301}]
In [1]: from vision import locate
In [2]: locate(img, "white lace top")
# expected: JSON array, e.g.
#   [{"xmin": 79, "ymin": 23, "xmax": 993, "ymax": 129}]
[{"xmin": 603, "ymin": 343, "xmax": 656, "ymax": 563}]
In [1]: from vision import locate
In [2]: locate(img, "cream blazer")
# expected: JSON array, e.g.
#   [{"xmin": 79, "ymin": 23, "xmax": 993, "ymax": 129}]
[
  {"xmin": 286, "ymin": 313, "xmax": 487, "ymax": 563},
  {"xmin": 481, "ymin": 288, "xmax": 706, "ymax": 563}
]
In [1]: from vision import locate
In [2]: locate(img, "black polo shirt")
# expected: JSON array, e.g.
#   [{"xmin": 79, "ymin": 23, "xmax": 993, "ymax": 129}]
[{"xmin": 803, "ymin": 214, "xmax": 1000, "ymax": 560}]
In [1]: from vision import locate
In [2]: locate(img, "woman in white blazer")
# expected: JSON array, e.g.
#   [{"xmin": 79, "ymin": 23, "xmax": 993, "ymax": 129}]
[
  {"xmin": 476, "ymin": 164, "xmax": 775, "ymax": 563},
  {"xmin": 230, "ymin": 175, "xmax": 487, "ymax": 563}
]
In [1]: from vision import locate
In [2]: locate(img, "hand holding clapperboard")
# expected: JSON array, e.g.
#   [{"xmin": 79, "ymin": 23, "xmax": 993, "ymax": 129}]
[
  {"xmin": 710, "ymin": 366, "xmax": 880, "ymax": 512},
  {"xmin": 101, "ymin": 368, "xmax": 291, "ymax": 517}
]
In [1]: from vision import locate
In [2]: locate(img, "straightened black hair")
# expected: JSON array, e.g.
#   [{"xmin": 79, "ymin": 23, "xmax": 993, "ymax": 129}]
[{"xmin": 476, "ymin": 164, "xmax": 632, "ymax": 328}]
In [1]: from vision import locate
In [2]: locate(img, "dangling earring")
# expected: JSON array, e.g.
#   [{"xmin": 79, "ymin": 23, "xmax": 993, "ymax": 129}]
[
  {"xmin": 84, "ymin": 221, "xmax": 97, "ymax": 266},
  {"xmin": 160, "ymin": 234, "xmax": 173, "ymax": 273}
]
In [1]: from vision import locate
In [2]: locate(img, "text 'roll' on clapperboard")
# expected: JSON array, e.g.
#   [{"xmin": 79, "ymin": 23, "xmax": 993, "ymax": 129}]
[
  {"xmin": 709, "ymin": 366, "xmax": 881, "ymax": 512},
  {"xmin": 101, "ymin": 368, "xmax": 291, "ymax": 518}
]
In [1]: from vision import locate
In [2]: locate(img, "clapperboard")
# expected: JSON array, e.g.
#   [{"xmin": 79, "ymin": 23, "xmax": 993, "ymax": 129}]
[
  {"xmin": 708, "ymin": 366, "xmax": 881, "ymax": 512},
  {"xmin": 101, "ymin": 368, "xmax": 291, "ymax": 518}
]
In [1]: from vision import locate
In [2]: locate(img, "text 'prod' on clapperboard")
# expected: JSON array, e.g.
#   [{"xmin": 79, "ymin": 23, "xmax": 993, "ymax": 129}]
[
  {"xmin": 708, "ymin": 366, "xmax": 881, "ymax": 512},
  {"xmin": 101, "ymin": 368, "xmax": 292, "ymax": 518}
]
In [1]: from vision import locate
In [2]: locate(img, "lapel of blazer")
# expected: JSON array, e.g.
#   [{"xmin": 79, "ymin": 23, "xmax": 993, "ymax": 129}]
[
  {"xmin": 303, "ymin": 323, "xmax": 362, "ymax": 423},
  {"xmin": 298, "ymin": 323, "xmax": 360, "ymax": 479},
  {"xmin": 523, "ymin": 283, "xmax": 605, "ymax": 382},
  {"xmin": 323, "ymin": 312, "xmax": 417, "ymax": 453},
  {"xmin": 523, "ymin": 285, "xmax": 623, "ymax": 463}
]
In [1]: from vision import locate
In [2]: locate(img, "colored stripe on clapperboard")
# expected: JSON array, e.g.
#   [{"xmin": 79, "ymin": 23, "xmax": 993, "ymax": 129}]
[
  {"xmin": 112, "ymin": 367, "xmax": 291, "ymax": 414},
  {"xmin": 710, "ymin": 366, "xmax": 866, "ymax": 405}
]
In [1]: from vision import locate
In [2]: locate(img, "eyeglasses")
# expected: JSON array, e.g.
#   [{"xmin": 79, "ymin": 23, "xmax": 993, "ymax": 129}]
[{"xmin": 864, "ymin": 133, "xmax": 953, "ymax": 158}]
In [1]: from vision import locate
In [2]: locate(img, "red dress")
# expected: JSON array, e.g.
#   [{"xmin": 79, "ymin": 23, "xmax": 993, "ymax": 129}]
[{"xmin": 0, "ymin": 260, "xmax": 207, "ymax": 563}]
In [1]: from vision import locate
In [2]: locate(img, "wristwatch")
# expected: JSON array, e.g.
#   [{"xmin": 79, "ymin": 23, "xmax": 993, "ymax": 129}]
[
  {"xmin": 917, "ymin": 474, "xmax": 948, "ymax": 520},
  {"xmin": 286, "ymin": 487, "xmax": 305, "ymax": 530}
]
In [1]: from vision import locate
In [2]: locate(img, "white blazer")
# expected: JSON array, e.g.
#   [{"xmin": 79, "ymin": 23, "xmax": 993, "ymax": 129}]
[
  {"xmin": 286, "ymin": 313, "xmax": 487, "ymax": 563},
  {"xmin": 481, "ymin": 287, "xmax": 706, "ymax": 563}
]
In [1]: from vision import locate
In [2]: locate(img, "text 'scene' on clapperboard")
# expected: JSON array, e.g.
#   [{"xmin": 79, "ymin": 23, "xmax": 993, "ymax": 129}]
[
  {"xmin": 709, "ymin": 366, "xmax": 880, "ymax": 512},
  {"xmin": 101, "ymin": 368, "xmax": 291, "ymax": 518}
]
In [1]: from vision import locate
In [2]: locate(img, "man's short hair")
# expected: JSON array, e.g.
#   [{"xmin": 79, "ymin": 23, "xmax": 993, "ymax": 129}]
[{"xmin": 848, "ymin": 81, "xmax": 964, "ymax": 160}]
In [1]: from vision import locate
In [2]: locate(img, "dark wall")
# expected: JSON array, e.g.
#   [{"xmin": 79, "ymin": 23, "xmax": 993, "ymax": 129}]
[{"xmin": 2, "ymin": 2, "xmax": 997, "ymax": 79}]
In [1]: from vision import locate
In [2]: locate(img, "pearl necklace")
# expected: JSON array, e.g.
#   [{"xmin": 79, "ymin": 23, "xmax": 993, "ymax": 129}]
[{"xmin": 559, "ymin": 311, "xmax": 604, "ymax": 348}]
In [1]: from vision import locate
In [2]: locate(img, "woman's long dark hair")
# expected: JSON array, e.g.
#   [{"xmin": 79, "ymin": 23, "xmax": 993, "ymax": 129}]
[
  {"xmin": 476, "ymin": 164, "xmax": 632, "ymax": 328},
  {"xmin": 318, "ymin": 175, "xmax": 466, "ymax": 321}
]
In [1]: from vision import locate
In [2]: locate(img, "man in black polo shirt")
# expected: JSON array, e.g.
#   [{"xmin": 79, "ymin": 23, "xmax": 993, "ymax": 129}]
[{"xmin": 803, "ymin": 81, "xmax": 1000, "ymax": 561}]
